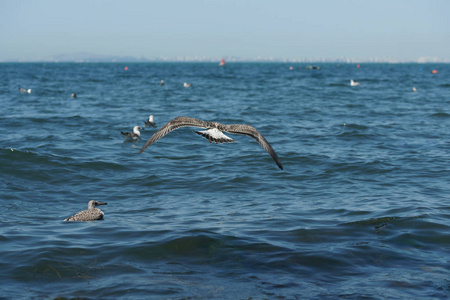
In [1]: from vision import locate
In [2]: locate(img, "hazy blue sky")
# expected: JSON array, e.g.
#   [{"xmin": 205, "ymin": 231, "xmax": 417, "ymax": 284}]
[{"xmin": 1, "ymin": 0, "xmax": 449, "ymax": 61}]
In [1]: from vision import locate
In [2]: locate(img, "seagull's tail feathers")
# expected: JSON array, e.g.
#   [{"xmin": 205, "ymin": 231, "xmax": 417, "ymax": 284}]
[{"xmin": 195, "ymin": 129, "xmax": 235, "ymax": 144}]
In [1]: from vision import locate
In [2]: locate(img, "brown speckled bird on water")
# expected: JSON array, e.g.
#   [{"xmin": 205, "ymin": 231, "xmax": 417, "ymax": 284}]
[{"xmin": 64, "ymin": 200, "xmax": 107, "ymax": 222}]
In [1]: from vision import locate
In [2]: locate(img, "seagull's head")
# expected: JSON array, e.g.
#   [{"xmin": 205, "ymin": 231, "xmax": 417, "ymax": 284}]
[
  {"xmin": 133, "ymin": 126, "xmax": 142, "ymax": 134},
  {"xmin": 88, "ymin": 200, "xmax": 107, "ymax": 209}
]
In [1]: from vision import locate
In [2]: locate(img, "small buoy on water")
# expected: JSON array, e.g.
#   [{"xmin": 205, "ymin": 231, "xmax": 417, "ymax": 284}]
[
  {"xmin": 432, "ymin": 70, "xmax": 438, "ymax": 74},
  {"xmin": 289, "ymin": 66, "xmax": 294, "ymax": 70},
  {"xmin": 124, "ymin": 66, "xmax": 128, "ymax": 71},
  {"xmin": 356, "ymin": 64, "xmax": 360, "ymax": 68}
]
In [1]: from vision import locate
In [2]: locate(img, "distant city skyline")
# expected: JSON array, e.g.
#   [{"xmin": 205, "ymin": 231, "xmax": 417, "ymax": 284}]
[
  {"xmin": 3, "ymin": 51, "xmax": 448, "ymax": 64},
  {"xmin": 1, "ymin": 0, "xmax": 449, "ymax": 63}
]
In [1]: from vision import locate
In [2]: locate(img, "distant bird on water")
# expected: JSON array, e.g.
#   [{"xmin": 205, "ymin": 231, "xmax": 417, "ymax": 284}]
[
  {"xmin": 160, "ymin": 80, "xmax": 165, "ymax": 86},
  {"xmin": 64, "ymin": 200, "xmax": 107, "ymax": 222},
  {"xmin": 139, "ymin": 116, "xmax": 283, "ymax": 170},
  {"xmin": 144, "ymin": 115, "xmax": 157, "ymax": 128},
  {"xmin": 350, "ymin": 79, "xmax": 360, "ymax": 86},
  {"xmin": 184, "ymin": 82, "xmax": 192, "ymax": 88},
  {"xmin": 121, "ymin": 126, "xmax": 142, "ymax": 142},
  {"xmin": 18, "ymin": 87, "xmax": 32, "ymax": 94},
  {"xmin": 71, "ymin": 93, "xmax": 77, "ymax": 98},
  {"xmin": 412, "ymin": 87, "xmax": 417, "ymax": 92}
]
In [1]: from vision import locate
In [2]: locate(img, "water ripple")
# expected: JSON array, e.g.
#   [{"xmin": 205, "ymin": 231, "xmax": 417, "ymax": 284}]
[{"xmin": 1, "ymin": 63, "xmax": 449, "ymax": 299}]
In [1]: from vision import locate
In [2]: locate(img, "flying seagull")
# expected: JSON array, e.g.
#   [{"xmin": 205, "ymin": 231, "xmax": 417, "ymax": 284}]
[
  {"xmin": 64, "ymin": 200, "xmax": 107, "ymax": 222},
  {"xmin": 139, "ymin": 116, "xmax": 283, "ymax": 170}
]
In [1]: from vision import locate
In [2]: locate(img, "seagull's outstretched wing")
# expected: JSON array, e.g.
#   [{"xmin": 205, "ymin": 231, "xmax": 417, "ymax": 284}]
[
  {"xmin": 139, "ymin": 116, "xmax": 209, "ymax": 153},
  {"xmin": 224, "ymin": 124, "xmax": 283, "ymax": 170}
]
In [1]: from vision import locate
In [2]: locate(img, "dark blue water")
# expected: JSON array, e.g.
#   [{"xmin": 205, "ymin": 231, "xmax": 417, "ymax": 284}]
[{"xmin": 1, "ymin": 62, "xmax": 449, "ymax": 299}]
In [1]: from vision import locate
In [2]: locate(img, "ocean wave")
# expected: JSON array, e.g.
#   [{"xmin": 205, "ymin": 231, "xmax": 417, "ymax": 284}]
[
  {"xmin": 2, "ymin": 217, "xmax": 449, "ymax": 299},
  {"xmin": 2, "ymin": 62, "xmax": 450, "ymax": 299},
  {"xmin": 429, "ymin": 112, "xmax": 450, "ymax": 118}
]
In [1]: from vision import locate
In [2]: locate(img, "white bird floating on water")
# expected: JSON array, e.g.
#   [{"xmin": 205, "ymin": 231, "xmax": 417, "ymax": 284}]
[
  {"xmin": 139, "ymin": 116, "xmax": 283, "ymax": 170},
  {"xmin": 18, "ymin": 87, "xmax": 32, "ymax": 94},
  {"xmin": 183, "ymin": 82, "xmax": 192, "ymax": 88},
  {"xmin": 412, "ymin": 87, "xmax": 417, "ymax": 92},
  {"xmin": 64, "ymin": 200, "xmax": 107, "ymax": 222},
  {"xmin": 121, "ymin": 126, "xmax": 142, "ymax": 142},
  {"xmin": 350, "ymin": 79, "xmax": 360, "ymax": 86},
  {"xmin": 144, "ymin": 115, "xmax": 157, "ymax": 128},
  {"xmin": 160, "ymin": 80, "xmax": 164, "ymax": 86}
]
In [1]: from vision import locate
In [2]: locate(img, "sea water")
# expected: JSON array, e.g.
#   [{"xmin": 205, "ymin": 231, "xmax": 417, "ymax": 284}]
[{"xmin": 0, "ymin": 62, "xmax": 449, "ymax": 299}]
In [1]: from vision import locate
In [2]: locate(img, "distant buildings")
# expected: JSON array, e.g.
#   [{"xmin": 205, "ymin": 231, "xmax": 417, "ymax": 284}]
[{"xmin": 1, "ymin": 53, "xmax": 449, "ymax": 63}]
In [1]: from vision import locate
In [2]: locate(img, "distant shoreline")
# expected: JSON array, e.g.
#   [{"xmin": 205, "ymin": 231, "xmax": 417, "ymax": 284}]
[
  {"xmin": 1, "ymin": 60, "xmax": 449, "ymax": 64},
  {"xmin": 1, "ymin": 53, "xmax": 449, "ymax": 64}
]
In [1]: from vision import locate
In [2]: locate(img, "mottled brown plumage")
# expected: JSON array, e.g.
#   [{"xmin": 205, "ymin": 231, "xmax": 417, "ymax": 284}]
[
  {"xmin": 139, "ymin": 116, "xmax": 283, "ymax": 170},
  {"xmin": 64, "ymin": 200, "xmax": 107, "ymax": 222}
]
